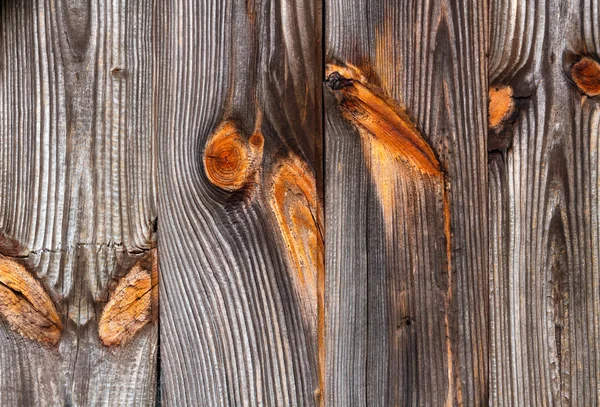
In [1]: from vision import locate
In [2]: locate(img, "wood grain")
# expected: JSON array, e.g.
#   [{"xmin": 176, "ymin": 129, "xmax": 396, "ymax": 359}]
[
  {"xmin": 0, "ymin": 255, "xmax": 62, "ymax": 345},
  {"xmin": 571, "ymin": 56, "xmax": 600, "ymax": 97},
  {"xmin": 154, "ymin": 0, "xmax": 322, "ymax": 405},
  {"xmin": 99, "ymin": 249, "xmax": 158, "ymax": 347},
  {"xmin": 3, "ymin": 0, "xmax": 599, "ymax": 404},
  {"xmin": 489, "ymin": 0, "xmax": 600, "ymax": 404},
  {"xmin": 0, "ymin": 0, "xmax": 157, "ymax": 405},
  {"xmin": 489, "ymin": 86, "xmax": 515, "ymax": 129},
  {"xmin": 325, "ymin": 0, "xmax": 489, "ymax": 405}
]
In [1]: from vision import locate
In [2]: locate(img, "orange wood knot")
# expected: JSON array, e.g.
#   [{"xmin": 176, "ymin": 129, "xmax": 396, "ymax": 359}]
[
  {"xmin": 489, "ymin": 85, "xmax": 515, "ymax": 128},
  {"xmin": 203, "ymin": 121, "xmax": 264, "ymax": 191},
  {"xmin": 571, "ymin": 57, "xmax": 600, "ymax": 97},
  {"xmin": 99, "ymin": 248, "xmax": 158, "ymax": 347},
  {"xmin": 0, "ymin": 255, "xmax": 62, "ymax": 345},
  {"xmin": 325, "ymin": 64, "xmax": 441, "ymax": 177}
]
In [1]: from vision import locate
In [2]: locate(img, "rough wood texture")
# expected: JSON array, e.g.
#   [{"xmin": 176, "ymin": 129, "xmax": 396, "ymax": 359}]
[
  {"xmin": 99, "ymin": 249, "xmax": 158, "ymax": 347},
  {"xmin": 0, "ymin": 255, "xmax": 63, "ymax": 345},
  {"xmin": 325, "ymin": 0, "xmax": 489, "ymax": 405},
  {"xmin": 571, "ymin": 57, "xmax": 600, "ymax": 97},
  {"xmin": 4, "ymin": 0, "xmax": 600, "ymax": 405},
  {"xmin": 489, "ymin": 86, "xmax": 515, "ymax": 130},
  {"xmin": 154, "ymin": 0, "xmax": 322, "ymax": 405},
  {"xmin": 0, "ymin": 0, "xmax": 157, "ymax": 405},
  {"xmin": 489, "ymin": 0, "xmax": 600, "ymax": 404}
]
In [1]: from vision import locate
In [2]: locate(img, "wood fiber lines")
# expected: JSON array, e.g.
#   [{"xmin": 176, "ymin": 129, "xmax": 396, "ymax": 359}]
[
  {"xmin": 325, "ymin": 0, "xmax": 489, "ymax": 405},
  {"xmin": 155, "ymin": 0, "xmax": 322, "ymax": 405},
  {"xmin": 488, "ymin": 0, "xmax": 600, "ymax": 404},
  {"xmin": 0, "ymin": 1, "xmax": 157, "ymax": 405},
  {"xmin": 1, "ymin": 0, "xmax": 600, "ymax": 405}
]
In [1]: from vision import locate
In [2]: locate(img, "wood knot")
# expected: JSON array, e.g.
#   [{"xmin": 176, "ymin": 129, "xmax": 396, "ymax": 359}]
[
  {"xmin": 110, "ymin": 66, "xmax": 126, "ymax": 79},
  {"xmin": 0, "ymin": 255, "xmax": 62, "ymax": 345},
  {"xmin": 203, "ymin": 121, "xmax": 263, "ymax": 192},
  {"xmin": 489, "ymin": 85, "xmax": 514, "ymax": 129},
  {"xmin": 325, "ymin": 63, "xmax": 441, "ymax": 176},
  {"xmin": 326, "ymin": 71, "xmax": 353, "ymax": 90},
  {"xmin": 98, "ymin": 248, "xmax": 158, "ymax": 347},
  {"xmin": 571, "ymin": 56, "xmax": 600, "ymax": 97}
]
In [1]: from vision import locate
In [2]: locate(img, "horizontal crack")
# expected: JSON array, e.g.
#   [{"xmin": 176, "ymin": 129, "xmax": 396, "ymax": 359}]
[{"xmin": 7, "ymin": 242, "xmax": 154, "ymax": 258}]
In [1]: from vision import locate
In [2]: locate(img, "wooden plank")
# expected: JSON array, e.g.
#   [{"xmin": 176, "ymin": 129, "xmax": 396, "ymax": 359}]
[
  {"xmin": 154, "ymin": 0, "xmax": 323, "ymax": 405},
  {"xmin": 325, "ymin": 0, "xmax": 489, "ymax": 405},
  {"xmin": 0, "ymin": 1, "xmax": 158, "ymax": 405},
  {"xmin": 488, "ymin": 0, "xmax": 600, "ymax": 404}
]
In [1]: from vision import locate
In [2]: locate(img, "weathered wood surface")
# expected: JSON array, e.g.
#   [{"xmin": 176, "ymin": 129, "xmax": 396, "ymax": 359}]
[
  {"xmin": 488, "ymin": 0, "xmax": 600, "ymax": 404},
  {"xmin": 3, "ymin": 0, "xmax": 600, "ymax": 405},
  {"xmin": 325, "ymin": 0, "xmax": 489, "ymax": 406},
  {"xmin": 154, "ymin": 0, "xmax": 322, "ymax": 405},
  {"xmin": 0, "ymin": 0, "xmax": 157, "ymax": 405}
]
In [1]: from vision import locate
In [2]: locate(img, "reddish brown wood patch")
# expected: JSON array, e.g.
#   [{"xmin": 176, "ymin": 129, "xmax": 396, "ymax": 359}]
[
  {"xmin": 325, "ymin": 65, "xmax": 441, "ymax": 176},
  {"xmin": 98, "ymin": 249, "xmax": 158, "ymax": 347},
  {"xmin": 203, "ymin": 121, "xmax": 264, "ymax": 191},
  {"xmin": 269, "ymin": 155, "xmax": 321, "ymax": 296},
  {"xmin": 571, "ymin": 57, "xmax": 600, "ymax": 97},
  {"xmin": 267, "ymin": 154, "xmax": 324, "ymax": 395},
  {"xmin": 0, "ymin": 255, "xmax": 62, "ymax": 345},
  {"xmin": 489, "ymin": 86, "xmax": 515, "ymax": 128}
]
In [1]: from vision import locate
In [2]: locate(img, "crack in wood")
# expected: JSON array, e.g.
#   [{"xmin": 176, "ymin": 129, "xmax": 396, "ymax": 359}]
[{"xmin": 2, "ymin": 242, "xmax": 155, "ymax": 259}]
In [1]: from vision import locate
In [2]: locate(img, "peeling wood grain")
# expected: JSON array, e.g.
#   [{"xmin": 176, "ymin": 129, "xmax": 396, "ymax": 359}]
[{"xmin": 0, "ymin": 255, "xmax": 62, "ymax": 345}]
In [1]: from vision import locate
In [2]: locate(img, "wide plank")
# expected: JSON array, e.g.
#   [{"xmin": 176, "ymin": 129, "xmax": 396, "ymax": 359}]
[
  {"xmin": 154, "ymin": 0, "xmax": 323, "ymax": 405},
  {"xmin": 325, "ymin": 0, "xmax": 489, "ymax": 405},
  {"xmin": 0, "ymin": 1, "xmax": 158, "ymax": 405},
  {"xmin": 488, "ymin": 0, "xmax": 600, "ymax": 404}
]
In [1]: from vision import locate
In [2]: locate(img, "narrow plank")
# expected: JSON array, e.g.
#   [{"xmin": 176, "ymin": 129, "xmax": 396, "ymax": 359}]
[
  {"xmin": 154, "ymin": 0, "xmax": 322, "ymax": 405},
  {"xmin": 325, "ymin": 0, "xmax": 489, "ymax": 405},
  {"xmin": 488, "ymin": 0, "xmax": 600, "ymax": 404},
  {"xmin": 0, "ymin": 0, "xmax": 157, "ymax": 405}
]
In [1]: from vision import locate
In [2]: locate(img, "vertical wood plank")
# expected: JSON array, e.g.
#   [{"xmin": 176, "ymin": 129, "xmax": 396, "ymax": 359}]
[
  {"xmin": 325, "ymin": 0, "xmax": 489, "ymax": 405},
  {"xmin": 488, "ymin": 0, "xmax": 600, "ymax": 404},
  {"xmin": 155, "ymin": 0, "xmax": 322, "ymax": 405},
  {"xmin": 0, "ymin": 1, "xmax": 157, "ymax": 405}
]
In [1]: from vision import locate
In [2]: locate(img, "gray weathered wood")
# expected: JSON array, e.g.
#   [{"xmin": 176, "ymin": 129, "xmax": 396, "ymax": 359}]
[
  {"xmin": 154, "ymin": 0, "xmax": 322, "ymax": 405},
  {"xmin": 325, "ymin": 0, "xmax": 489, "ymax": 405},
  {"xmin": 0, "ymin": 0, "xmax": 157, "ymax": 405},
  {"xmin": 488, "ymin": 0, "xmax": 600, "ymax": 404},
  {"xmin": 3, "ymin": 0, "xmax": 600, "ymax": 405}
]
